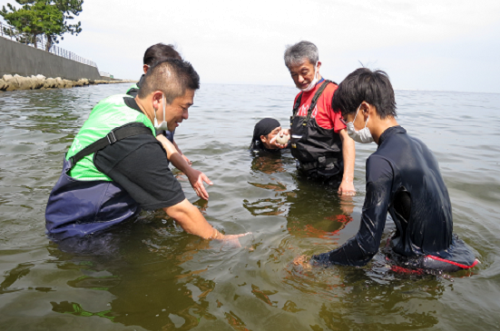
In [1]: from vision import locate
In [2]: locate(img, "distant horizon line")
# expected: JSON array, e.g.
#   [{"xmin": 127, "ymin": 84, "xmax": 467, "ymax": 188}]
[{"xmin": 115, "ymin": 80, "xmax": 499, "ymax": 95}]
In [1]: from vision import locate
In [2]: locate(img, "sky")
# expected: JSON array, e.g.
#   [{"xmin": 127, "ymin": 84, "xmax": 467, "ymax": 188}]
[{"xmin": 1, "ymin": 0, "xmax": 499, "ymax": 93}]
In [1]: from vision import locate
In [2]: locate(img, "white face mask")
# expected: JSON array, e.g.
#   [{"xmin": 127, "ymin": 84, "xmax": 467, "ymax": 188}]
[
  {"xmin": 347, "ymin": 104, "xmax": 374, "ymax": 144},
  {"xmin": 154, "ymin": 94, "xmax": 169, "ymax": 132},
  {"xmin": 300, "ymin": 64, "xmax": 319, "ymax": 92}
]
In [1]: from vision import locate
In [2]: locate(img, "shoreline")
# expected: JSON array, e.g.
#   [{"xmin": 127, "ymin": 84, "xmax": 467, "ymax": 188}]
[{"xmin": 0, "ymin": 74, "xmax": 136, "ymax": 92}]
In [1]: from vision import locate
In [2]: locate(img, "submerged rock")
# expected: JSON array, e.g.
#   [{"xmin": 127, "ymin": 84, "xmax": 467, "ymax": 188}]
[
  {"xmin": 44, "ymin": 78, "xmax": 57, "ymax": 89},
  {"xmin": 0, "ymin": 79, "xmax": 8, "ymax": 91},
  {"xmin": 0, "ymin": 74, "xmax": 135, "ymax": 92}
]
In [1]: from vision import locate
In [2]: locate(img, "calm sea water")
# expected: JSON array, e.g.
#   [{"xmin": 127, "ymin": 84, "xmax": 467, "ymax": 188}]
[{"xmin": 0, "ymin": 83, "xmax": 499, "ymax": 330}]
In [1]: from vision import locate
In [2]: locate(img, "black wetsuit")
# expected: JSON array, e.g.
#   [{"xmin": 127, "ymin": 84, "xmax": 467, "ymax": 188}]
[{"xmin": 312, "ymin": 126, "xmax": 476, "ymax": 271}]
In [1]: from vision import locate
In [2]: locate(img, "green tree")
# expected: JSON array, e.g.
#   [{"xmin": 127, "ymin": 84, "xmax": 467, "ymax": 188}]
[
  {"xmin": 0, "ymin": 0, "xmax": 83, "ymax": 51},
  {"xmin": 47, "ymin": 0, "xmax": 83, "ymax": 51}
]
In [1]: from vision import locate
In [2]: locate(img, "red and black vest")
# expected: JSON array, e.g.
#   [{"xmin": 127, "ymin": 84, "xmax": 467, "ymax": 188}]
[{"xmin": 290, "ymin": 80, "xmax": 343, "ymax": 175}]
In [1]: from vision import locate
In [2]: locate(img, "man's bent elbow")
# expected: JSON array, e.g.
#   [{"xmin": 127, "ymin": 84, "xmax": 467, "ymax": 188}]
[{"xmin": 164, "ymin": 199, "xmax": 193, "ymax": 222}]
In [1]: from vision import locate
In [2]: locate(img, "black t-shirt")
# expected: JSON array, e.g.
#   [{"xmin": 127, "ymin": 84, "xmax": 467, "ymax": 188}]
[{"xmin": 93, "ymin": 97, "xmax": 185, "ymax": 210}]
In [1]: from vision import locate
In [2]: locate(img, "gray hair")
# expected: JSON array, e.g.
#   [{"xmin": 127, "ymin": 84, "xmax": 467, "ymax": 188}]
[{"xmin": 284, "ymin": 41, "xmax": 319, "ymax": 67}]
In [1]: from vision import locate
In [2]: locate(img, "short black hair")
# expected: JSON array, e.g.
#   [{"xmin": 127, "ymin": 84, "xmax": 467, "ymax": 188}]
[
  {"xmin": 138, "ymin": 59, "xmax": 200, "ymax": 103},
  {"xmin": 143, "ymin": 43, "xmax": 182, "ymax": 66},
  {"xmin": 332, "ymin": 68, "xmax": 397, "ymax": 119}
]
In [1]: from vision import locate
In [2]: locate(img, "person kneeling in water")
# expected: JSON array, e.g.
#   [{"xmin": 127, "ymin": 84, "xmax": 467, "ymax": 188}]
[
  {"xmin": 126, "ymin": 43, "xmax": 212, "ymax": 200},
  {"xmin": 249, "ymin": 118, "xmax": 289, "ymax": 153},
  {"xmin": 46, "ymin": 59, "xmax": 248, "ymax": 246},
  {"xmin": 311, "ymin": 68, "xmax": 478, "ymax": 272}
]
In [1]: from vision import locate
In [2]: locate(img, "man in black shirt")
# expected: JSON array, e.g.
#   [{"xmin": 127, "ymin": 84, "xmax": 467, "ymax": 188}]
[
  {"xmin": 127, "ymin": 44, "xmax": 191, "ymax": 162},
  {"xmin": 126, "ymin": 43, "xmax": 212, "ymax": 200},
  {"xmin": 46, "ymin": 59, "xmax": 247, "ymax": 244},
  {"xmin": 310, "ymin": 68, "xmax": 477, "ymax": 272}
]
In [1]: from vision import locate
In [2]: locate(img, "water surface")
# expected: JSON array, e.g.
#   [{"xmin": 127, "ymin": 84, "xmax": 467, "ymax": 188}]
[{"xmin": 0, "ymin": 84, "xmax": 499, "ymax": 330}]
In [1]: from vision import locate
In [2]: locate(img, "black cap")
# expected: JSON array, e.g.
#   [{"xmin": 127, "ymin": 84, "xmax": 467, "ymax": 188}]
[{"xmin": 250, "ymin": 118, "xmax": 281, "ymax": 150}]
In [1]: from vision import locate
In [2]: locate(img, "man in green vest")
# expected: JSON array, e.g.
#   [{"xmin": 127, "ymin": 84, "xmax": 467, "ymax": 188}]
[
  {"xmin": 45, "ymin": 59, "xmax": 248, "ymax": 244},
  {"xmin": 126, "ymin": 43, "xmax": 213, "ymax": 200}
]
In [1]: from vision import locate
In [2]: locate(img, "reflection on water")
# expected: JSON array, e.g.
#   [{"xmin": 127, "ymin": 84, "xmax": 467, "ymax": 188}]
[
  {"xmin": 43, "ymin": 218, "xmax": 219, "ymax": 330},
  {"xmin": 0, "ymin": 84, "xmax": 500, "ymax": 330}
]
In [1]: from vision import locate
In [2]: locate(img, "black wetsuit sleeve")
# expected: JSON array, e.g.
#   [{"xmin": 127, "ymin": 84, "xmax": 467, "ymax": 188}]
[{"xmin": 312, "ymin": 155, "xmax": 394, "ymax": 266}]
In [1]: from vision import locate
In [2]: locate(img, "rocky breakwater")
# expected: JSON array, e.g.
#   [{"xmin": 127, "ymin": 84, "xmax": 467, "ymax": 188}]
[{"xmin": 0, "ymin": 74, "xmax": 134, "ymax": 92}]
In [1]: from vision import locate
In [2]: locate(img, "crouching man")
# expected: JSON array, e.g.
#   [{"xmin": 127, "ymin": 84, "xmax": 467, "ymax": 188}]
[
  {"xmin": 311, "ymin": 68, "xmax": 477, "ymax": 272},
  {"xmin": 45, "ymin": 59, "xmax": 247, "ymax": 246}
]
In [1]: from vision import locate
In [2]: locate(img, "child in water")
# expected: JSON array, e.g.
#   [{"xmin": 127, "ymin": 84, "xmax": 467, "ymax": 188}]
[{"xmin": 250, "ymin": 118, "xmax": 289, "ymax": 152}]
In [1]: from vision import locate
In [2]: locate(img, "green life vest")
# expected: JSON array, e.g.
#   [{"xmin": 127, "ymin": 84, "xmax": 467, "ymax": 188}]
[
  {"xmin": 66, "ymin": 94, "xmax": 156, "ymax": 181},
  {"xmin": 126, "ymin": 83, "xmax": 139, "ymax": 95}
]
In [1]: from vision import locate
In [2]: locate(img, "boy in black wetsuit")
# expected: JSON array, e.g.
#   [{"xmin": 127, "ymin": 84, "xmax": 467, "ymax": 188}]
[{"xmin": 311, "ymin": 68, "xmax": 477, "ymax": 272}]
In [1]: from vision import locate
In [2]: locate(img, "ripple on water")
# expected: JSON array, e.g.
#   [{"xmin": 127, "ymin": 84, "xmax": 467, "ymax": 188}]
[{"xmin": 0, "ymin": 86, "xmax": 500, "ymax": 330}]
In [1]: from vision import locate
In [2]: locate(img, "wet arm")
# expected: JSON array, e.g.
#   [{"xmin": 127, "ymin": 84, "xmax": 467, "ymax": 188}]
[
  {"xmin": 157, "ymin": 135, "xmax": 211, "ymax": 200},
  {"xmin": 173, "ymin": 139, "xmax": 191, "ymax": 164},
  {"xmin": 157, "ymin": 135, "xmax": 189, "ymax": 172},
  {"xmin": 312, "ymin": 156, "xmax": 393, "ymax": 266},
  {"xmin": 164, "ymin": 199, "xmax": 216, "ymax": 239},
  {"xmin": 165, "ymin": 199, "xmax": 248, "ymax": 242},
  {"xmin": 173, "ymin": 139, "xmax": 182, "ymax": 155},
  {"xmin": 338, "ymin": 129, "xmax": 355, "ymax": 195}
]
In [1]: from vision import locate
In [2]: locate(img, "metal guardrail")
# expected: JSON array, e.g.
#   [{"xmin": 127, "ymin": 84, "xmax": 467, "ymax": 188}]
[{"xmin": 0, "ymin": 21, "xmax": 97, "ymax": 68}]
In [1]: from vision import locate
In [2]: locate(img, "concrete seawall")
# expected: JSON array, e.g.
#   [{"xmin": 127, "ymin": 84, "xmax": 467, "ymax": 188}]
[{"xmin": 0, "ymin": 36, "xmax": 101, "ymax": 81}]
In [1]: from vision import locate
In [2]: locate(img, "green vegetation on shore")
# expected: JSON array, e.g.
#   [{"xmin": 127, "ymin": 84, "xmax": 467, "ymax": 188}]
[{"xmin": 1, "ymin": 0, "xmax": 83, "ymax": 51}]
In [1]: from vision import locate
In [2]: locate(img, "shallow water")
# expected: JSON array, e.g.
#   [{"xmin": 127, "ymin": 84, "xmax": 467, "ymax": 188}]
[{"xmin": 0, "ymin": 84, "xmax": 499, "ymax": 330}]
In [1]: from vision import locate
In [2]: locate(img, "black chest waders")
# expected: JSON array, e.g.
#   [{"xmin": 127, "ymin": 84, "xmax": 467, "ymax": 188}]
[
  {"xmin": 290, "ymin": 80, "xmax": 343, "ymax": 177},
  {"xmin": 46, "ymin": 125, "xmax": 153, "ymax": 241}
]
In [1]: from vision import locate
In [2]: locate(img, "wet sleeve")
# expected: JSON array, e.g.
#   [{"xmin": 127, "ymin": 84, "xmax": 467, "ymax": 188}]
[{"xmin": 311, "ymin": 155, "xmax": 393, "ymax": 266}]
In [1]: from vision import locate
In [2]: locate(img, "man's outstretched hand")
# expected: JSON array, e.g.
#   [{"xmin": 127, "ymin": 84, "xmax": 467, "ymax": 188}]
[
  {"xmin": 186, "ymin": 168, "xmax": 213, "ymax": 200},
  {"xmin": 215, "ymin": 232, "xmax": 252, "ymax": 248},
  {"xmin": 293, "ymin": 255, "xmax": 312, "ymax": 270}
]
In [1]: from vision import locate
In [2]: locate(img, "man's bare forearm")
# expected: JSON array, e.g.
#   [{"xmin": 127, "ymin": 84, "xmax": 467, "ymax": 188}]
[
  {"xmin": 165, "ymin": 199, "xmax": 215, "ymax": 239},
  {"xmin": 173, "ymin": 140, "xmax": 183, "ymax": 155},
  {"xmin": 157, "ymin": 135, "xmax": 190, "ymax": 173},
  {"xmin": 340, "ymin": 130, "xmax": 355, "ymax": 183}
]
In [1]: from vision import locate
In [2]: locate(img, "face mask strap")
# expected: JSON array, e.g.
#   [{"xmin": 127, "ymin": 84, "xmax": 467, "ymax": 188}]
[
  {"xmin": 352, "ymin": 104, "xmax": 361, "ymax": 123},
  {"xmin": 154, "ymin": 99, "xmax": 159, "ymax": 126},
  {"xmin": 352, "ymin": 103, "xmax": 369, "ymax": 128},
  {"xmin": 162, "ymin": 94, "xmax": 166, "ymax": 124},
  {"xmin": 153, "ymin": 94, "xmax": 168, "ymax": 130}
]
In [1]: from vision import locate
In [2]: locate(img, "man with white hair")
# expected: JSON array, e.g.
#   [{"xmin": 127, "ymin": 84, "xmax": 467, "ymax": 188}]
[{"xmin": 281, "ymin": 41, "xmax": 355, "ymax": 195}]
